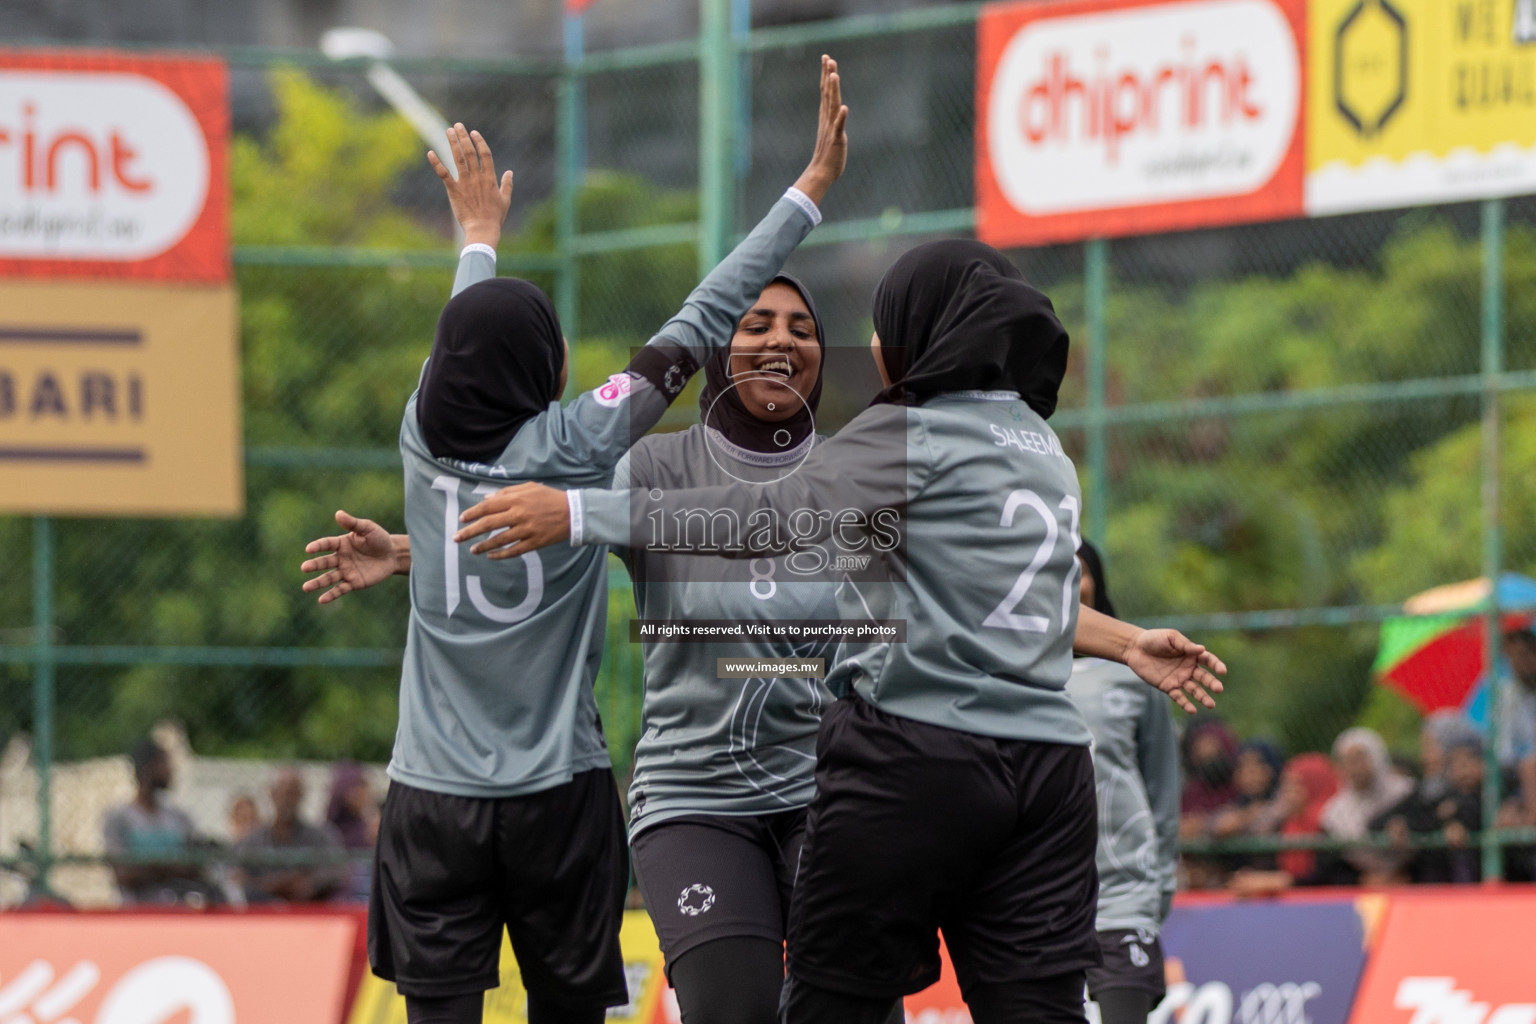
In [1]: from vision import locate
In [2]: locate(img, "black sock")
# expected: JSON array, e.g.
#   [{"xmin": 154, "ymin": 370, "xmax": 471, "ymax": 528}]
[
  {"xmin": 670, "ymin": 936, "xmax": 785, "ymax": 1024},
  {"xmin": 405, "ymin": 993, "xmax": 483, "ymax": 1024},
  {"xmin": 1094, "ymin": 987, "xmax": 1154, "ymax": 1024},
  {"xmin": 525, "ymin": 992, "xmax": 607, "ymax": 1024},
  {"xmin": 781, "ymin": 972, "xmax": 902, "ymax": 1024},
  {"xmin": 966, "ymin": 970, "xmax": 1088, "ymax": 1024}
]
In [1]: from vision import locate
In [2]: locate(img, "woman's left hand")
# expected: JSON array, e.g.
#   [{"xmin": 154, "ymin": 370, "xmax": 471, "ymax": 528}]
[
  {"xmin": 1125, "ymin": 628, "xmax": 1226, "ymax": 714},
  {"xmin": 453, "ymin": 482, "xmax": 571, "ymax": 557}
]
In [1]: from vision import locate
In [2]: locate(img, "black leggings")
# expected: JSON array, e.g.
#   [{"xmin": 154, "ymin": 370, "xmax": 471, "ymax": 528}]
[
  {"xmin": 1093, "ymin": 988, "xmax": 1155, "ymax": 1024},
  {"xmin": 670, "ymin": 936, "xmax": 785, "ymax": 1024},
  {"xmin": 783, "ymin": 969, "xmax": 1087, "ymax": 1024},
  {"xmin": 404, "ymin": 992, "xmax": 607, "ymax": 1024}
]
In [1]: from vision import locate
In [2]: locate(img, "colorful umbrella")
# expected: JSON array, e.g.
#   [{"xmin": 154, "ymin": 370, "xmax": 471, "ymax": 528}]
[{"xmin": 1373, "ymin": 574, "xmax": 1536, "ymax": 716}]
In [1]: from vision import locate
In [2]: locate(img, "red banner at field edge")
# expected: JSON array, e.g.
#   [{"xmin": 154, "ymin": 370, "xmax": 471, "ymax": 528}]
[
  {"xmin": 975, "ymin": 0, "xmax": 1307, "ymax": 247},
  {"xmin": 0, "ymin": 48, "xmax": 229, "ymax": 282}
]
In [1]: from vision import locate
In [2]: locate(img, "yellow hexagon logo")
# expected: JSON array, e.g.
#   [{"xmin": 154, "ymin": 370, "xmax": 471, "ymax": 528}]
[{"xmin": 1334, "ymin": 0, "xmax": 1408, "ymax": 137}]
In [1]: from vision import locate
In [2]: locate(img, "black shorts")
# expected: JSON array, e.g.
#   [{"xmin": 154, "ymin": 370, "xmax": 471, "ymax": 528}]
[
  {"xmin": 368, "ymin": 769, "xmax": 629, "ymax": 1006},
  {"xmin": 630, "ymin": 809, "xmax": 807, "ymax": 977},
  {"xmin": 786, "ymin": 696, "xmax": 1102, "ymax": 1000},
  {"xmin": 1086, "ymin": 928, "xmax": 1166, "ymax": 1001}
]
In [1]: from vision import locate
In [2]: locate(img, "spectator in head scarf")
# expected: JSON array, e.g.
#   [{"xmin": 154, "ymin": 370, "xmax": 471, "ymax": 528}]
[
  {"xmin": 1180, "ymin": 719, "xmax": 1239, "ymax": 838},
  {"xmin": 1419, "ymin": 711, "xmax": 1483, "ymax": 804},
  {"xmin": 1321, "ymin": 727, "xmax": 1414, "ymax": 883},
  {"xmin": 1274, "ymin": 753, "xmax": 1340, "ymax": 881},
  {"xmin": 1226, "ymin": 753, "xmax": 1345, "ymax": 897},
  {"xmin": 326, "ymin": 761, "xmax": 376, "ymax": 850},
  {"xmin": 1211, "ymin": 740, "xmax": 1286, "ymax": 867}
]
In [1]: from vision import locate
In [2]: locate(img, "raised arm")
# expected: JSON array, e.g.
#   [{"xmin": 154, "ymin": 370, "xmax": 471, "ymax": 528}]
[
  {"xmin": 426, "ymin": 123, "xmax": 515, "ymax": 299},
  {"xmin": 513, "ymin": 55, "xmax": 849, "ymax": 478}
]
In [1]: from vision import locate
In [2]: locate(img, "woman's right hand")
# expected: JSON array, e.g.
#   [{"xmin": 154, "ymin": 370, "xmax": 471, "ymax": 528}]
[
  {"xmin": 301, "ymin": 510, "xmax": 406, "ymax": 604},
  {"xmin": 429, "ymin": 123, "xmax": 515, "ymax": 248},
  {"xmin": 791, "ymin": 55, "xmax": 849, "ymax": 206}
]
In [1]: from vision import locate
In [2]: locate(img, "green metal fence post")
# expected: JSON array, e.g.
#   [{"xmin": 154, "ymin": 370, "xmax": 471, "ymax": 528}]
[
  {"xmin": 698, "ymin": 0, "xmax": 736, "ymax": 275},
  {"xmin": 557, "ymin": 11, "xmax": 584, "ymax": 393},
  {"xmin": 1085, "ymin": 238, "xmax": 1109, "ymax": 546},
  {"xmin": 1481, "ymin": 197, "xmax": 1505, "ymax": 882},
  {"xmin": 32, "ymin": 516, "xmax": 55, "ymax": 887}
]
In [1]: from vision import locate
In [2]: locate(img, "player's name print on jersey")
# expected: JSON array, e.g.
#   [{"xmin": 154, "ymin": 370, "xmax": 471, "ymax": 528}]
[{"xmin": 990, "ymin": 422, "xmax": 1070, "ymax": 461}]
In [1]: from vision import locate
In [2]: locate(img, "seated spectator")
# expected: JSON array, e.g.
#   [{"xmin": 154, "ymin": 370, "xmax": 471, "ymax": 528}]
[
  {"xmin": 1211, "ymin": 739, "xmax": 1286, "ymax": 869},
  {"xmin": 1180, "ymin": 718, "xmax": 1239, "ymax": 837},
  {"xmin": 1382, "ymin": 734, "xmax": 1484, "ymax": 884},
  {"xmin": 1227, "ymin": 753, "xmax": 1344, "ymax": 897},
  {"xmin": 228, "ymin": 793, "xmax": 260, "ymax": 843},
  {"xmin": 236, "ymin": 768, "xmax": 344, "ymax": 903},
  {"xmin": 102, "ymin": 739, "xmax": 206, "ymax": 905},
  {"xmin": 1418, "ymin": 710, "xmax": 1482, "ymax": 805},
  {"xmin": 325, "ymin": 761, "xmax": 378, "ymax": 901},
  {"xmin": 1212, "ymin": 740, "xmax": 1284, "ymax": 836},
  {"xmin": 1498, "ymin": 628, "xmax": 1536, "ymax": 829},
  {"xmin": 1320, "ymin": 727, "xmax": 1414, "ymax": 885}
]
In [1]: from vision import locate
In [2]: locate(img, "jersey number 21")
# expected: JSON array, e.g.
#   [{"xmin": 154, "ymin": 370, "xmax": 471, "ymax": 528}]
[{"xmin": 982, "ymin": 490, "xmax": 1080, "ymax": 634}]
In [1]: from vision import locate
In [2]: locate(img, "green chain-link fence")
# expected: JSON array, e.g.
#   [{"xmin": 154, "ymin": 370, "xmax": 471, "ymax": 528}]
[{"xmin": 4, "ymin": 1, "xmax": 1536, "ymax": 906}]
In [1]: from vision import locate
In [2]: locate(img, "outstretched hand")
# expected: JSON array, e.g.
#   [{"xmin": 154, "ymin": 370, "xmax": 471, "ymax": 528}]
[
  {"xmin": 1124, "ymin": 629, "xmax": 1227, "ymax": 714},
  {"xmin": 428, "ymin": 123, "xmax": 514, "ymax": 248},
  {"xmin": 301, "ymin": 510, "xmax": 401, "ymax": 604},
  {"xmin": 791, "ymin": 55, "xmax": 849, "ymax": 206},
  {"xmin": 452, "ymin": 483, "xmax": 571, "ymax": 558}
]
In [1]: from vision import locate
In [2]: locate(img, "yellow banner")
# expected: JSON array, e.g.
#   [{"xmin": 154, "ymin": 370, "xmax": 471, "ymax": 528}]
[
  {"xmin": 1306, "ymin": 0, "xmax": 1536, "ymax": 213},
  {"xmin": 0, "ymin": 280, "xmax": 242, "ymax": 516},
  {"xmin": 346, "ymin": 911, "xmax": 672, "ymax": 1024}
]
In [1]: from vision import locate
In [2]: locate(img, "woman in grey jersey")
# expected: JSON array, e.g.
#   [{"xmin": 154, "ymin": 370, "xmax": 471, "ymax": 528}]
[
  {"xmin": 612, "ymin": 273, "xmax": 844, "ymax": 1024},
  {"xmin": 300, "ymin": 60, "xmax": 848, "ymax": 1024},
  {"xmin": 1067, "ymin": 541, "xmax": 1179, "ymax": 1024},
  {"xmin": 454, "ymin": 239, "xmax": 1226, "ymax": 1024}
]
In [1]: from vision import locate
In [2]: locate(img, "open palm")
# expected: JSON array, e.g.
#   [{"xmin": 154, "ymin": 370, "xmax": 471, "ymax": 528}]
[{"xmin": 301, "ymin": 510, "xmax": 399, "ymax": 604}]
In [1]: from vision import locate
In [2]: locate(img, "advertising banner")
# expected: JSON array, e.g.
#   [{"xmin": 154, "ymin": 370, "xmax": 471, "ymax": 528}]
[
  {"xmin": 975, "ymin": 0, "xmax": 1307, "ymax": 246},
  {"xmin": 1155, "ymin": 897, "xmax": 1380, "ymax": 1024},
  {"xmin": 0, "ymin": 50, "xmax": 229, "ymax": 282},
  {"xmin": 0, "ymin": 279, "xmax": 243, "ymax": 516},
  {"xmin": 1346, "ymin": 890, "xmax": 1536, "ymax": 1024},
  {"xmin": 1307, "ymin": 0, "xmax": 1536, "ymax": 215},
  {"xmin": 0, "ymin": 914, "xmax": 356, "ymax": 1024}
]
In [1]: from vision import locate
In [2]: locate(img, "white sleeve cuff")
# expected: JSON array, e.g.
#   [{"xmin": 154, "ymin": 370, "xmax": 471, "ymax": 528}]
[
  {"xmin": 567, "ymin": 489, "xmax": 585, "ymax": 547},
  {"xmin": 782, "ymin": 187, "xmax": 822, "ymax": 227},
  {"xmin": 460, "ymin": 242, "xmax": 497, "ymax": 262}
]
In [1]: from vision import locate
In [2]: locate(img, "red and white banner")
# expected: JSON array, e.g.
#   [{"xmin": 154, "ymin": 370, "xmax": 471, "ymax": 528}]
[
  {"xmin": 0, "ymin": 915, "xmax": 356, "ymax": 1024},
  {"xmin": 0, "ymin": 50, "xmax": 229, "ymax": 282},
  {"xmin": 976, "ymin": 0, "xmax": 1306, "ymax": 246},
  {"xmin": 1347, "ymin": 890, "xmax": 1536, "ymax": 1024}
]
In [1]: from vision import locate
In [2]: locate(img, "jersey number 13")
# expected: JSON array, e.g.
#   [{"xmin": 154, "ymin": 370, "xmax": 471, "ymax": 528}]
[{"xmin": 432, "ymin": 475, "xmax": 544, "ymax": 623}]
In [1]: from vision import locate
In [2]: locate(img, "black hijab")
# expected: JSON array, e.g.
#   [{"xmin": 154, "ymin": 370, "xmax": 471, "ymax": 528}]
[
  {"xmin": 1076, "ymin": 539, "xmax": 1117, "ymax": 619},
  {"xmin": 870, "ymin": 239, "xmax": 1068, "ymax": 417},
  {"xmin": 698, "ymin": 273, "xmax": 826, "ymax": 452},
  {"xmin": 417, "ymin": 278, "xmax": 564, "ymax": 463}
]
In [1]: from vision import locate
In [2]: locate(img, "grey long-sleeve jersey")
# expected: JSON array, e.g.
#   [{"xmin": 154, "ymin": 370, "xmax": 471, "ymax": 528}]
[
  {"xmin": 571, "ymin": 391, "xmax": 1093, "ymax": 746},
  {"xmin": 1066, "ymin": 658, "xmax": 1180, "ymax": 933},
  {"xmin": 388, "ymin": 193, "xmax": 818, "ymax": 799},
  {"xmin": 612, "ymin": 428, "xmax": 840, "ymax": 838}
]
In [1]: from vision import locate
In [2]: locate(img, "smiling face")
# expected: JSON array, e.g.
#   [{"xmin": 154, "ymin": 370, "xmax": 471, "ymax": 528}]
[{"xmin": 728, "ymin": 282, "xmax": 821, "ymax": 422}]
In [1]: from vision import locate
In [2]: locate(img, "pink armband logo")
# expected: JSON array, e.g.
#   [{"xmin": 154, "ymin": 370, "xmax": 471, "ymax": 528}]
[{"xmin": 594, "ymin": 372, "xmax": 634, "ymax": 408}]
